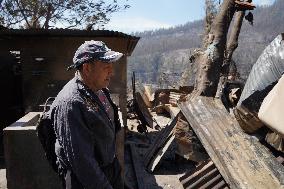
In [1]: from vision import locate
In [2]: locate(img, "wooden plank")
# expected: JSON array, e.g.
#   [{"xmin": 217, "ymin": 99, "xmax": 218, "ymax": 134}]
[
  {"xmin": 131, "ymin": 72, "xmax": 152, "ymax": 130},
  {"xmin": 135, "ymin": 92, "xmax": 153, "ymax": 128},
  {"xmin": 147, "ymin": 134, "xmax": 175, "ymax": 172},
  {"xmin": 143, "ymin": 115, "xmax": 179, "ymax": 171},
  {"xmin": 179, "ymin": 96, "xmax": 284, "ymax": 189},
  {"xmin": 152, "ymin": 104, "xmax": 180, "ymax": 119}
]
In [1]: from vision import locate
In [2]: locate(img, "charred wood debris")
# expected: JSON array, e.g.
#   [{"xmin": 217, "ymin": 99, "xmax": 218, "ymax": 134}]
[{"xmin": 125, "ymin": 35, "xmax": 284, "ymax": 189}]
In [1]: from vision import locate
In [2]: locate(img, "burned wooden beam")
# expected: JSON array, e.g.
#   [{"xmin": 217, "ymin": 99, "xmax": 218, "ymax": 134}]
[
  {"xmin": 147, "ymin": 134, "xmax": 175, "ymax": 172},
  {"xmin": 131, "ymin": 72, "xmax": 153, "ymax": 130},
  {"xmin": 152, "ymin": 104, "xmax": 180, "ymax": 119},
  {"xmin": 179, "ymin": 96, "xmax": 284, "ymax": 189},
  {"xmin": 134, "ymin": 92, "xmax": 154, "ymax": 128},
  {"xmin": 143, "ymin": 115, "xmax": 179, "ymax": 172}
]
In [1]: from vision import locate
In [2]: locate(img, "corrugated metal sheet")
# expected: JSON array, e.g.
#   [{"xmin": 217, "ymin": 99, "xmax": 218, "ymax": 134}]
[
  {"xmin": 0, "ymin": 29, "xmax": 140, "ymax": 55},
  {"xmin": 179, "ymin": 96, "xmax": 284, "ymax": 189},
  {"xmin": 238, "ymin": 34, "xmax": 284, "ymax": 113},
  {"xmin": 180, "ymin": 160, "xmax": 229, "ymax": 189},
  {"xmin": 0, "ymin": 28, "xmax": 137, "ymax": 38}
]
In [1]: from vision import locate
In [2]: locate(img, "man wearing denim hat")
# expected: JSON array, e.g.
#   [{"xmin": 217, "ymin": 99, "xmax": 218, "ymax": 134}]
[{"xmin": 49, "ymin": 40, "xmax": 123, "ymax": 189}]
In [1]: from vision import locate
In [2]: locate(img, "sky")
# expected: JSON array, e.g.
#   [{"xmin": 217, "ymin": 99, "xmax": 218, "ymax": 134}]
[{"xmin": 105, "ymin": 0, "xmax": 276, "ymax": 34}]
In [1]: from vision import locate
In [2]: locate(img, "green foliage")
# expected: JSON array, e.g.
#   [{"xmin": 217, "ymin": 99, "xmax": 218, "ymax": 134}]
[{"xmin": 0, "ymin": 0, "xmax": 129, "ymax": 29}]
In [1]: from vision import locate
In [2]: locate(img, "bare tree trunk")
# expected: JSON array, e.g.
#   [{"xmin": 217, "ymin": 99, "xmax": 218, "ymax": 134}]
[
  {"xmin": 193, "ymin": 0, "xmax": 236, "ymax": 97},
  {"xmin": 203, "ymin": 0, "xmax": 218, "ymax": 49},
  {"xmin": 224, "ymin": 10, "xmax": 245, "ymax": 75},
  {"xmin": 215, "ymin": 10, "xmax": 246, "ymax": 97},
  {"xmin": 180, "ymin": 0, "xmax": 218, "ymax": 87}
]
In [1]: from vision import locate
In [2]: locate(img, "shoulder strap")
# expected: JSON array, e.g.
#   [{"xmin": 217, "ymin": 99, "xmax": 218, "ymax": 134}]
[
  {"xmin": 42, "ymin": 97, "xmax": 56, "ymax": 114},
  {"xmin": 36, "ymin": 97, "xmax": 58, "ymax": 173},
  {"xmin": 101, "ymin": 88, "xmax": 122, "ymax": 133}
]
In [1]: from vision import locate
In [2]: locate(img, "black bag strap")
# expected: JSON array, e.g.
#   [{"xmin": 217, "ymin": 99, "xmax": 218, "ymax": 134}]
[{"xmin": 42, "ymin": 97, "xmax": 56, "ymax": 114}]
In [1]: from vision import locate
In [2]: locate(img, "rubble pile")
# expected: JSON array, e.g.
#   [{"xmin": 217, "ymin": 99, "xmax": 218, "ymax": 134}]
[
  {"xmin": 125, "ymin": 34, "xmax": 284, "ymax": 189},
  {"xmin": 125, "ymin": 82, "xmax": 220, "ymax": 189}
]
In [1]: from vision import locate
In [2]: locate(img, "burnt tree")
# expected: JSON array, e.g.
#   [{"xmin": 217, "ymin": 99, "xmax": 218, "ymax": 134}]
[
  {"xmin": 215, "ymin": 10, "xmax": 246, "ymax": 97},
  {"xmin": 224, "ymin": 11, "xmax": 246, "ymax": 73},
  {"xmin": 180, "ymin": 0, "xmax": 218, "ymax": 87},
  {"xmin": 193, "ymin": 0, "xmax": 256, "ymax": 98},
  {"xmin": 203, "ymin": 0, "xmax": 218, "ymax": 49},
  {"xmin": 193, "ymin": 0, "xmax": 237, "ymax": 97},
  {"xmin": 216, "ymin": 0, "xmax": 255, "ymax": 97}
]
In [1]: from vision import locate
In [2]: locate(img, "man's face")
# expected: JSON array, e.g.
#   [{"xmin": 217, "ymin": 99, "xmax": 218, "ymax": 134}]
[{"xmin": 83, "ymin": 60, "xmax": 114, "ymax": 91}]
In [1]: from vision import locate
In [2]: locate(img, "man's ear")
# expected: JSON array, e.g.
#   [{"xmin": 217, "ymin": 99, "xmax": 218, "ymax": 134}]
[{"xmin": 82, "ymin": 63, "xmax": 90, "ymax": 75}]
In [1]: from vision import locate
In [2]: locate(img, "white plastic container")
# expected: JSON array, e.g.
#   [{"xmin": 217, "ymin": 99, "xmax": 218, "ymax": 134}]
[{"xmin": 258, "ymin": 74, "xmax": 284, "ymax": 137}]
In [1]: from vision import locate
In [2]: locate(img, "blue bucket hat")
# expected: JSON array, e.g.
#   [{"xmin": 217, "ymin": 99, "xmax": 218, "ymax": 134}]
[{"xmin": 67, "ymin": 40, "xmax": 123, "ymax": 70}]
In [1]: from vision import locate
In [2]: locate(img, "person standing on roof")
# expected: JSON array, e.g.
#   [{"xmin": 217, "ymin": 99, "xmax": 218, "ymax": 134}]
[{"xmin": 49, "ymin": 40, "xmax": 123, "ymax": 189}]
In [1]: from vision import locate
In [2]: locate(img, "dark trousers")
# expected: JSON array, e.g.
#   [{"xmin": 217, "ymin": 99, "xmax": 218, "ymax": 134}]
[{"xmin": 63, "ymin": 157, "xmax": 123, "ymax": 189}]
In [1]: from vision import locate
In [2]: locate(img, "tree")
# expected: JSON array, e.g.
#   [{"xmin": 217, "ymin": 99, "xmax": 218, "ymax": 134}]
[
  {"xmin": 193, "ymin": 0, "xmax": 255, "ymax": 97},
  {"xmin": 193, "ymin": 0, "xmax": 236, "ymax": 97},
  {"xmin": 223, "ymin": 1, "xmax": 254, "ymax": 78},
  {"xmin": 214, "ymin": 7, "xmax": 246, "ymax": 98},
  {"xmin": 203, "ymin": 0, "xmax": 219, "ymax": 49},
  {"xmin": 0, "ymin": 0, "xmax": 130, "ymax": 29}
]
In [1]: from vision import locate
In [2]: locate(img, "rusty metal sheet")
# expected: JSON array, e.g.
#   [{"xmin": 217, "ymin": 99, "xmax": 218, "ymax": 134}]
[
  {"xmin": 180, "ymin": 160, "xmax": 228, "ymax": 189},
  {"xmin": 179, "ymin": 96, "xmax": 284, "ymax": 189}
]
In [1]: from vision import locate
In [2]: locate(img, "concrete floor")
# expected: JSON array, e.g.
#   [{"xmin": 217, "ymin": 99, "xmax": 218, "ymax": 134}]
[
  {"xmin": 0, "ymin": 169, "xmax": 6, "ymax": 189},
  {"xmin": 0, "ymin": 158, "xmax": 6, "ymax": 189}
]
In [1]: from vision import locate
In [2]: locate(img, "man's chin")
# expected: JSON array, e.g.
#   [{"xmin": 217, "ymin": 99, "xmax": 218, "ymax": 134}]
[{"xmin": 103, "ymin": 80, "xmax": 110, "ymax": 88}]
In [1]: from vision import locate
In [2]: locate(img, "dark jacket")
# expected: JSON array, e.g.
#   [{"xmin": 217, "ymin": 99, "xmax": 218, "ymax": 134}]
[{"xmin": 49, "ymin": 74, "xmax": 121, "ymax": 189}]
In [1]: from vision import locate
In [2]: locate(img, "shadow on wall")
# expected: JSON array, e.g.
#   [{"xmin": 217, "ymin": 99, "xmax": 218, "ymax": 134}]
[{"xmin": 0, "ymin": 51, "xmax": 24, "ymax": 156}]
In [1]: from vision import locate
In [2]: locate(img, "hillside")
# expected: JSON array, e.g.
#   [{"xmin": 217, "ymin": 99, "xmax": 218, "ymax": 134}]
[{"xmin": 128, "ymin": 0, "xmax": 284, "ymax": 87}]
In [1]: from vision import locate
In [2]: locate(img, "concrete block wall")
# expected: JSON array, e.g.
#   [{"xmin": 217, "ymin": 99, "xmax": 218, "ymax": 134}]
[{"xmin": 4, "ymin": 112, "xmax": 62, "ymax": 189}]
